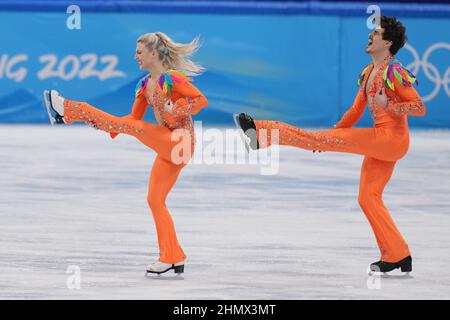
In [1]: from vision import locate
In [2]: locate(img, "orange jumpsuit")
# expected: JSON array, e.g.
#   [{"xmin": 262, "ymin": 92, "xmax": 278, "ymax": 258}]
[
  {"xmin": 63, "ymin": 70, "xmax": 208, "ymax": 264},
  {"xmin": 254, "ymin": 55, "xmax": 425, "ymax": 263}
]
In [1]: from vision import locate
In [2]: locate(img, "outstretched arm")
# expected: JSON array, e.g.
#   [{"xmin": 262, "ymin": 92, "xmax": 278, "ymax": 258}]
[{"xmin": 334, "ymin": 89, "xmax": 367, "ymax": 129}]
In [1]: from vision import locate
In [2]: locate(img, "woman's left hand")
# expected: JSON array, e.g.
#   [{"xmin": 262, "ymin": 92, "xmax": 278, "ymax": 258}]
[
  {"xmin": 164, "ymin": 99, "xmax": 174, "ymax": 113},
  {"xmin": 374, "ymin": 87, "xmax": 388, "ymax": 108}
]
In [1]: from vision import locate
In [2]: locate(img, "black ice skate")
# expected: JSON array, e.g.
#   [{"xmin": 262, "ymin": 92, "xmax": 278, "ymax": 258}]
[
  {"xmin": 43, "ymin": 90, "xmax": 66, "ymax": 125},
  {"xmin": 370, "ymin": 256, "xmax": 412, "ymax": 274},
  {"xmin": 233, "ymin": 113, "xmax": 259, "ymax": 152}
]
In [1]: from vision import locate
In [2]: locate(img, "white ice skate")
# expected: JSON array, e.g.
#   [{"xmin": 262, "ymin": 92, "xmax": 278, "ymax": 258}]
[
  {"xmin": 146, "ymin": 260, "xmax": 185, "ymax": 275},
  {"xmin": 43, "ymin": 90, "xmax": 66, "ymax": 125}
]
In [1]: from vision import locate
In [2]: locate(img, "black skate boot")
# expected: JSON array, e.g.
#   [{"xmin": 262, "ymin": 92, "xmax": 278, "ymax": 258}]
[
  {"xmin": 233, "ymin": 113, "xmax": 259, "ymax": 152},
  {"xmin": 370, "ymin": 256, "xmax": 412, "ymax": 273}
]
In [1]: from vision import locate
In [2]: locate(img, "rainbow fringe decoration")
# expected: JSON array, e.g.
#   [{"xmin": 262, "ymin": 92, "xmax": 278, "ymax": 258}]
[
  {"xmin": 357, "ymin": 64, "xmax": 372, "ymax": 87},
  {"xmin": 158, "ymin": 69, "xmax": 188, "ymax": 95},
  {"xmin": 383, "ymin": 59, "xmax": 418, "ymax": 90},
  {"xmin": 134, "ymin": 70, "xmax": 189, "ymax": 98},
  {"xmin": 135, "ymin": 75, "xmax": 149, "ymax": 98}
]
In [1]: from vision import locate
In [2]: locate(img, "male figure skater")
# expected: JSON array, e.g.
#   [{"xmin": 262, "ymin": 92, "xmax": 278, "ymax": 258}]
[{"xmin": 235, "ymin": 16, "xmax": 425, "ymax": 273}]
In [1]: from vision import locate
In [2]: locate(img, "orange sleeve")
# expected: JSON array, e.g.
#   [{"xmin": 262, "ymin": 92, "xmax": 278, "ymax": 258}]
[
  {"xmin": 385, "ymin": 78, "xmax": 426, "ymax": 117},
  {"xmin": 129, "ymin": 94, "xmax": 148, "ymax": 120},
  {"xmin": 110, "ymin": 94, "xmax": 148, "ymax": 139},
  {"xmin": 335, "ymin": 89, "xmax": 367, "ymax": 128},
  {"xmin": 172, "ymin": 80, "xmax": 208, "ymax": 116}
]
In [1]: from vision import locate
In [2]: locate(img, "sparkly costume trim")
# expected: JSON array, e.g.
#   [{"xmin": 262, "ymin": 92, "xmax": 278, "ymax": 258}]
[
  {"xmin": 357, "ymin": 55, "xmax": 424, "ymax": 120},
  {"xmin": 256, "ymin": 120, "xmax": 356, "ymax": 150},
  {"xmin": 63, "ymin": 100, "xmax": 145, "ymax": 135},
  {"xmin": 386, "ymin": 99, "xmax": 426, "ymax": 116}
]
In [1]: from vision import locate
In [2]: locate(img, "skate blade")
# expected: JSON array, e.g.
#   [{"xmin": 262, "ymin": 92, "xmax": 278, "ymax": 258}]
[
  {"xmin": 43, "ymin": 90, "xmax": 56, "ymax": 126},
  {"xmin": 378, "ymin": 270, "xmax": 414, "ymax": 279},
  {"xmin": 144, "ymin": 268, "xmax": 184, "ymax": 280},
  {"xmin": 233, "ymin": 113, "xmax": 250, "ymax": 153},
  {"xmin": 367, "ymin": 269, "xmax": 413, "ymax": 279},
  {"xmin": 144, "ymin": 272, "xmax": 184, "ymax": 280}
]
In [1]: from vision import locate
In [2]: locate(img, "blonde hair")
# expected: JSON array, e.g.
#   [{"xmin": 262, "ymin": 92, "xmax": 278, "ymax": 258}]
[{"xmin": 137, "ymin": 32, "xmax": 204, "ymax": 76}]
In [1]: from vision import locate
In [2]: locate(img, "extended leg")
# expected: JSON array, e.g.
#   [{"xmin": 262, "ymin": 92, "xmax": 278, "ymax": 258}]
[
  {"xmin": 63, "ymin": 99, "xmax": 193, "ymax": 163},
  {"xmin": 254, "ymin": 120, "xmax": 408, "ymax": 162}
]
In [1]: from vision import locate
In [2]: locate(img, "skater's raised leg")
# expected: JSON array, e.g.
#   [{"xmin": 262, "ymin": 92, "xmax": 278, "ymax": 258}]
[
  {"xmin": 46, "ymin": 90, "xmax": 193, "ymax": 164},
  {"xmin": 253, "ymin": 119, "xmax": 409, "ymax": 161}
]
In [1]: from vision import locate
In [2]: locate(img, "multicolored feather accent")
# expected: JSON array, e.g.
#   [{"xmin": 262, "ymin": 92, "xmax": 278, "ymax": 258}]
[
  {"xmin": 357, "ymin": 64, "xmax": 372, "ymax": 87},
  {"xmin": 158, "ymin": 69, "xmax": 190, "ymax": 96},
  {"xmin": 383, "ymin": 59, "xmax": 418, "ymax": 90},
  {"xmin": 135, "ymin": 74, "xmax": 149, "ymax": 98}
]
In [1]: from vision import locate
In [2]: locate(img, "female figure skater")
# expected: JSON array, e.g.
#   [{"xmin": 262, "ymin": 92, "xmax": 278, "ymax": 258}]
[
  {"xmin": 43, "ymin": 32, "xmax": 208, "ymax": 274},
  {"xmin": 234, "ymin": 17, "xmax": 424, "ymax": 274}
]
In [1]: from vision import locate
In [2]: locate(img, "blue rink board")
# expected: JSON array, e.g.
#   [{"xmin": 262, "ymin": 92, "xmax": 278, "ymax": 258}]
[{"xmin": 0, "ymin": 3, "xmax": 448, "ymax": 127}]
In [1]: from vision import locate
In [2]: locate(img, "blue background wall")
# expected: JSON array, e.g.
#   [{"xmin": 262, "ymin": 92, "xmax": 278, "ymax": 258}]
[{"xmin": 0, "ymin": 1, "xmax": 449, "ymax": 127}]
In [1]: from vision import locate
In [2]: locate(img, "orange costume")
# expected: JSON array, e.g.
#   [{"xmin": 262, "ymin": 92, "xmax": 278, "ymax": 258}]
[
  {"xmin": 253, "ymin": 55, "xmax": 425, "ymax": 263},
  {"xmin": 63, "ymin": 70, "xmax": 208, "ymax": 264}
]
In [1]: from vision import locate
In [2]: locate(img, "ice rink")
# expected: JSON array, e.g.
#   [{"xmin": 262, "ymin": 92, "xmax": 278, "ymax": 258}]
[{"xmin": 1, "ymin": 125, "xmax": 450, "ymax": 299}]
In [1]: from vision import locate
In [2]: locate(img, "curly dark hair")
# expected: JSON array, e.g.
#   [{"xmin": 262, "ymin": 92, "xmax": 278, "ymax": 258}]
[{"xmin": 380, "ymin": 16, "xmax": 408, "ymax": 55}]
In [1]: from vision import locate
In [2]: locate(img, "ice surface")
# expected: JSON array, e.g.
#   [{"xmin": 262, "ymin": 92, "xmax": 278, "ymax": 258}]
[{"xmin": 0, "ymin": 125, "xmax": 449, "ymax": 299}]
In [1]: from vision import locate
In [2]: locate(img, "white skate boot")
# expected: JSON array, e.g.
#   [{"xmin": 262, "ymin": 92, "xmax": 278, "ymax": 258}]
[
  {"xmin": 43, "ymin": 90, "xmax": 66, "ymax": 125},
  {"xmin": 146, "ymin": 260, "xmax": 185, "ymax": 274}
]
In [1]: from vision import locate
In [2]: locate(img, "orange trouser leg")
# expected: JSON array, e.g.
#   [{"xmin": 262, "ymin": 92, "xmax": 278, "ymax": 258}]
[
  {"xmin": 358, "ymin": 157, "xmax": 410, "ymax": 262},
  {"xmin": 255, "ymin": 120, "xmax": 411, "ymax": 262},
  {"xmin": 63, "ymin": 99, "xmax": 193, "ymax": 163},
  {"xmin": 64, "ymin": 99, "xmax": 192, "ymax": 263},
  {"xmin": 148, "ymin": 156, "xmax": 187, "ymax": 264},
  {"xmin": 254, "ymin": 120, "xmax": 408, "ymax": 162}
]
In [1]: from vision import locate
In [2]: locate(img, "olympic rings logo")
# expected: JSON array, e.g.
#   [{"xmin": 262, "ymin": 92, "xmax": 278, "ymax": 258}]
[{"xmin": 403, "ymin": 43, "xmax": 450, "ymax": 102}]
